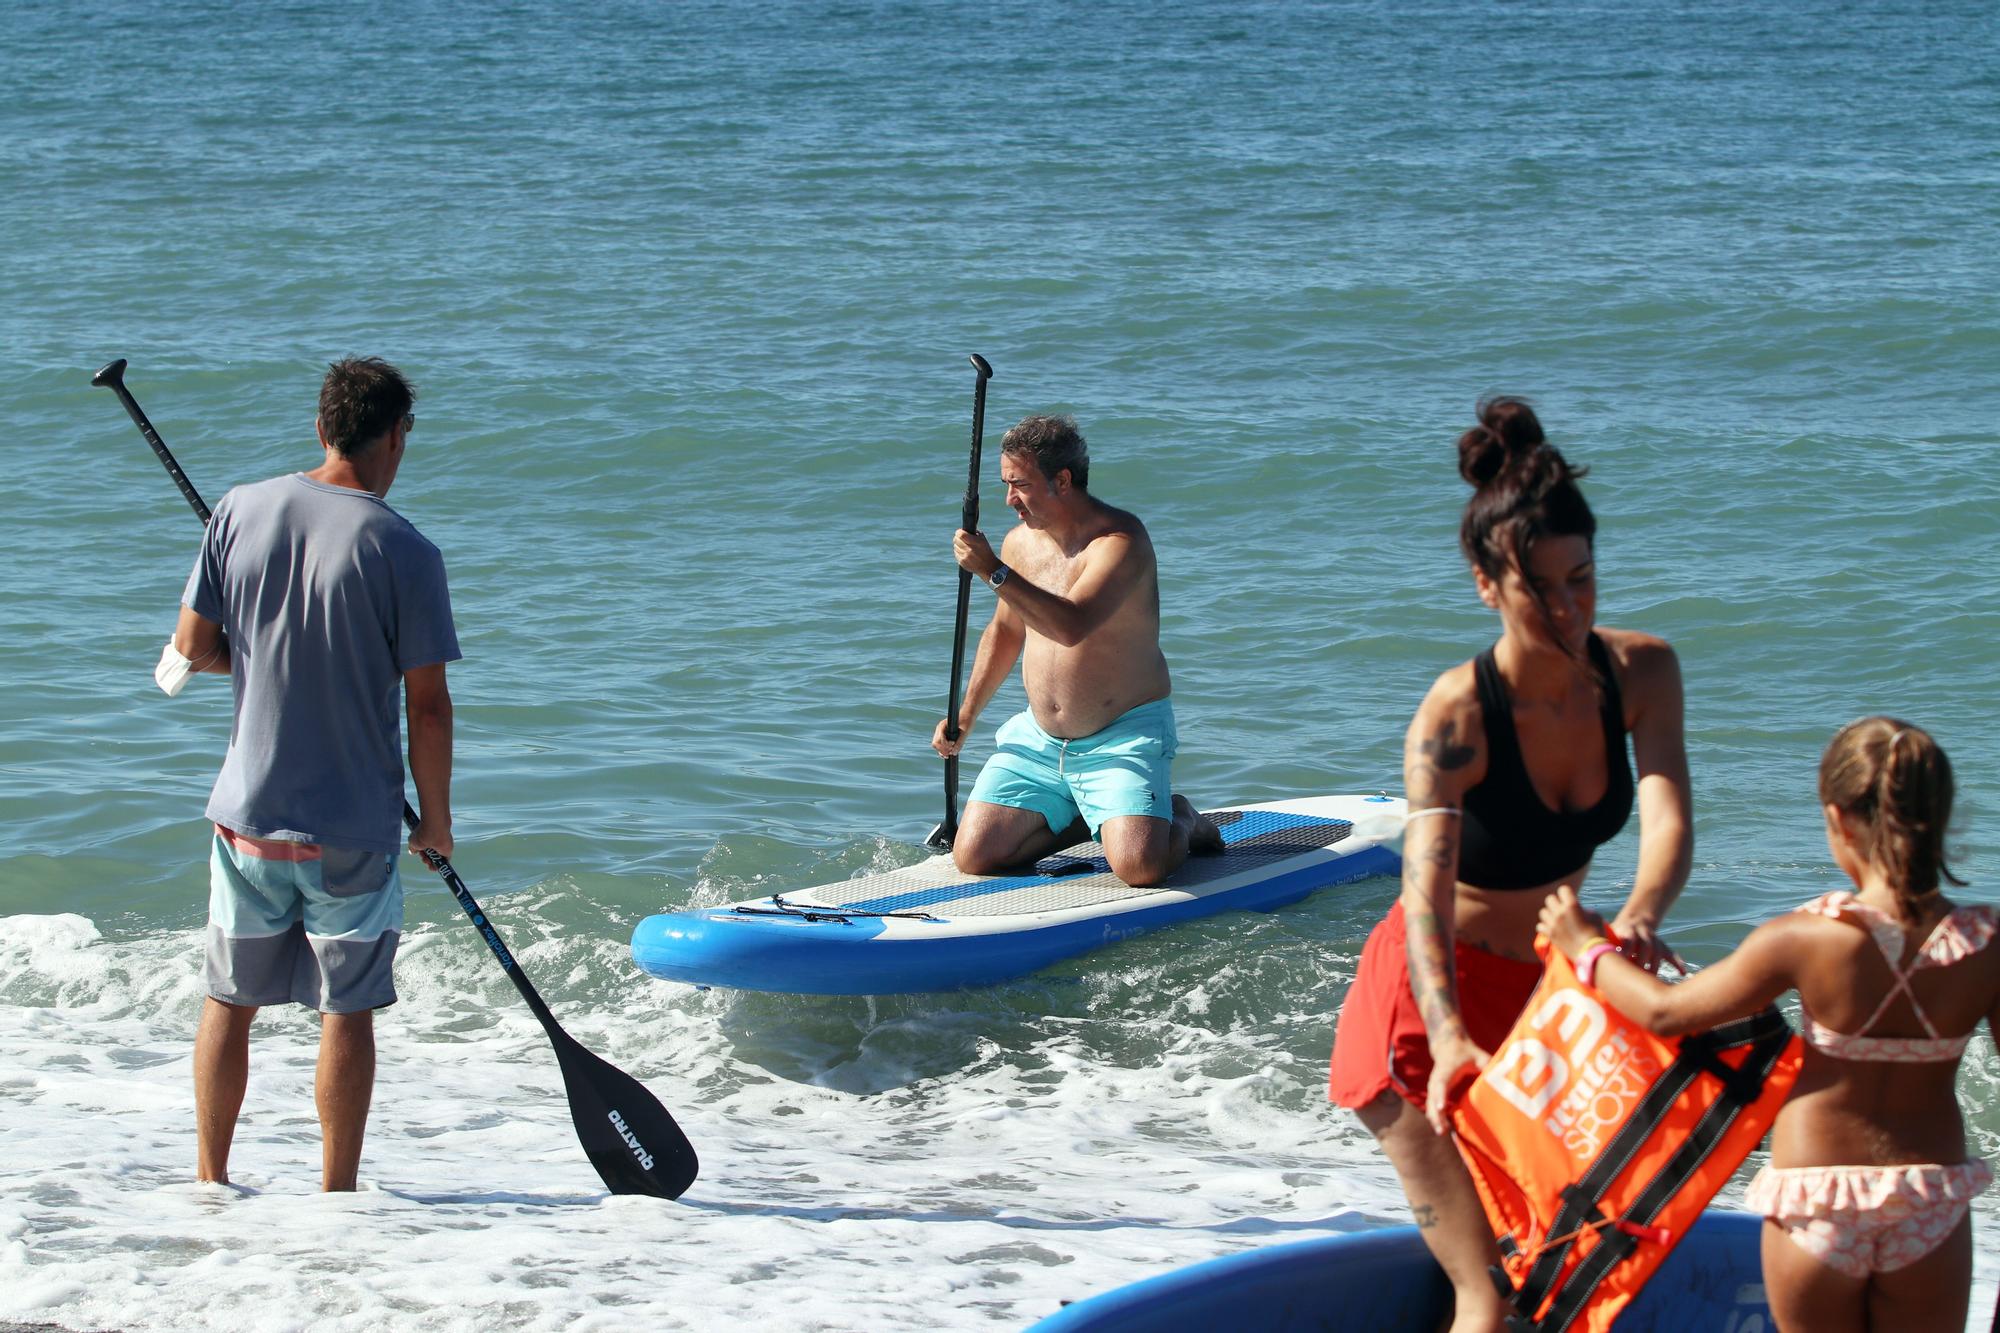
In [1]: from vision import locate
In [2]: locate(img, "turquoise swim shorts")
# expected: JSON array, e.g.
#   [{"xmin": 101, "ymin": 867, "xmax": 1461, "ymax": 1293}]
[
  {"xmin": 205, "ymin": 824, "xmax": 404, "ymax": 1013},
  {"xmin": 968, "ymin": 697, "xmax": 1178, "ymax": 836}
]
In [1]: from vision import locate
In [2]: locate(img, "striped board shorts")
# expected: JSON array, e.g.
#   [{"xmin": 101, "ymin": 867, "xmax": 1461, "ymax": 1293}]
[{"xmin": 206, "ymin": 824, "xmax": 403, "ymax": 1013}]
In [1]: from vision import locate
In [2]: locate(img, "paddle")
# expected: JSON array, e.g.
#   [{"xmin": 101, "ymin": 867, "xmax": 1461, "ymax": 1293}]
[
  {"xmin": 926, "ymin": 352, "xmax": 993, "ymax": 851},
  {"xmin": 94, "ymin": 358, "xmax": 698, "ymax": 1200}
]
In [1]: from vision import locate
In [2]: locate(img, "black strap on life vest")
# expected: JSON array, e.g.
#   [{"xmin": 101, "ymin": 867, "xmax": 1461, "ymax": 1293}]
[{"xmin": 1497, "ymin": 1006, "xmax": 1794, "ymax": 1333}]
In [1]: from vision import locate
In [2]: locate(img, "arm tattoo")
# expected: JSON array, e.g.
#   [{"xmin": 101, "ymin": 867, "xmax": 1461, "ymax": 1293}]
[
  {"xmin": 1402, "ymin": 717, "xmax": 1470, "ymax": 1040},
  {"xmin": 1423, "ymin": 823, "xmax": 1457, "ymax": 870},
  {"xmin": 1412, "ymin": 1203, "xmax": 1440, "ymax": 1230},
  {"xmin": 1419, "ymin": 721, "xmax": 1475, "ymax": 772},
  {"xmin": 1404, "ymin": 900, "xmax": 1460, "ymax": 1035},
  {"xmin": 1399, "ymin": 822, "xmax": 1458, "ymax": 890},
  {"xmin": 1406, "ymin": 762, "xmax": 1441, "ymax": 810}
]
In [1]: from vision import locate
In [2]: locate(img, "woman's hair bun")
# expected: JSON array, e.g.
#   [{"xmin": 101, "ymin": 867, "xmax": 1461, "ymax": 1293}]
[{"xmin": 1457, "ymin": 396, "xmax": 1548, "ymax": 487}]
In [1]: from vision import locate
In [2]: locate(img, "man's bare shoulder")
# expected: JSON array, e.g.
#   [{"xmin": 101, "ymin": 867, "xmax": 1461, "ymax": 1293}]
[
  {"xmin": 1091, "ymin": 498, "xmax": 1148, "ymax": 536},
  {"xmin": 999, "ymin": 523, "xmax": 1050, "ymax": 560},
  {"xmin": 1084, "ymin": 499, "xmax": 1153, "ymax": 557}
]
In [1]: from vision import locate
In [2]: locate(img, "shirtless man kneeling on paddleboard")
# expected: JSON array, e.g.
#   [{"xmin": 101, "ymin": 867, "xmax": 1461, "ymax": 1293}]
[{"xmin": 934, "ymin": 413, "xmax": 1222, "ymax": 887}]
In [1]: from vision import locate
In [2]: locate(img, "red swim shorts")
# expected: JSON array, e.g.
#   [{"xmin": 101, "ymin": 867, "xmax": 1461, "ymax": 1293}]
[{"xmin": 1328, "ymin": 899, "xmax": 1543, "ymax": 1110}]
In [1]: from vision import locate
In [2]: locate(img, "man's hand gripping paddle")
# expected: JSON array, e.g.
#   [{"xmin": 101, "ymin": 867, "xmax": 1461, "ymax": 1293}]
[
  {"xmin": 927, "ymin": 353, "xmax": 993, "ymax": 852},
  {"xmin": 93, "ymin": 358, "xmax": 698, "ymax": 1200}
]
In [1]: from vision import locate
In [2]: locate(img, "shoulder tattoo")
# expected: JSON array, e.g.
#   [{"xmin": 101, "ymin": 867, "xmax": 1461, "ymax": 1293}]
[{"xmin": 1419, "ymin": 720, "xmax": 1475, "ymax": 772}]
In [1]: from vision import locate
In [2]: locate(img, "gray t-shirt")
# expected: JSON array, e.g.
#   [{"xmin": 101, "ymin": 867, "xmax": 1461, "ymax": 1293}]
[{"xmin": 184, "ymin": 473, "xmax": 461, "ymax": 852}]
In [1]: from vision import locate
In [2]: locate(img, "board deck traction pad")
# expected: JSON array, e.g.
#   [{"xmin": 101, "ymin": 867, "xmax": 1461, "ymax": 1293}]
[{"xmin": 745, "ymin": 807, "xmax": 1353, "ymax": 921}]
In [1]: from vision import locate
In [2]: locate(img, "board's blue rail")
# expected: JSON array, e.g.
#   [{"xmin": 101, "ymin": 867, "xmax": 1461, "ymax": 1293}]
[
  {"xmin": 1027, "ymin": 1209, "xmax": 1768, "ymax": 1332},
  {"xmin": 632, "ymin": 843, "xmax": 1397, "ymax": 994},
  {"xmin": 630, "ymin": 796, "xmax": 1403, "ymax": 995}
]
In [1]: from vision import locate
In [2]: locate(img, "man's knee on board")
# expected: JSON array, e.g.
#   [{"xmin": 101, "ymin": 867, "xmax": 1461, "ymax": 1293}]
[
  {"xmin": 1105, "ymin": 828, "xmax": 1176, "ymax": 886},
  {"xmin": 951, "ymin": 826, "xmax": 1014, "ymax": 876}
]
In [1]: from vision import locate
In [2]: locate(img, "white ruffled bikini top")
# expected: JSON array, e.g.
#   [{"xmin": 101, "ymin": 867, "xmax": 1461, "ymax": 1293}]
[{"xmin": 1796, "ymin": 891, "xmax": 1997, "ymax": 1064}]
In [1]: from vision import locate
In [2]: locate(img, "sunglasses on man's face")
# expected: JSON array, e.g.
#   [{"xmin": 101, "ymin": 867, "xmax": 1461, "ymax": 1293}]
[{"xmin": 401, "ymin": 412, "xmax": 416, "ymax": 434}]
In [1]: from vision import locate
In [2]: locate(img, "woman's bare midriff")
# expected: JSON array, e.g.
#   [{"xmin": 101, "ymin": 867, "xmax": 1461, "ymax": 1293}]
[
  {"xmin": 1773, "ymin": 1054, "xmax": 1971, "ymax": 1168},
  {"xmin": 1452, "ymin": 873, "xmax": 1587, "ymax": 964}
]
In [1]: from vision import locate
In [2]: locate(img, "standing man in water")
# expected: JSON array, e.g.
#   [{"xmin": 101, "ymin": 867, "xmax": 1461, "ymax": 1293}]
[
  {"xmin": 934, "ymin": 413, "xmax": 1222, "ymax": 886},
  {"xmin": 162, "ymin": 357, "xmax": 459, "ymax": 1191}
]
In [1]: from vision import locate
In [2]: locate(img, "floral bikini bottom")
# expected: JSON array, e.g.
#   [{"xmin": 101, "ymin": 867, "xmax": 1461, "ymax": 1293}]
[{"xmin": 1744, "ymin": 1160, "xmax": 1993, "ymax": 1279}]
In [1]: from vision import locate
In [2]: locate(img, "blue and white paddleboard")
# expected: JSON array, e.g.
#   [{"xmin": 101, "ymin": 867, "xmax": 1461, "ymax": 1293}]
[
  {"xmin": 630, "ymin": 794, "xmax": 1403, "ymax": 995},
  {"xmin": 1026, "ymin": 1209, "xmax": 1769, "ymax": 1332}
]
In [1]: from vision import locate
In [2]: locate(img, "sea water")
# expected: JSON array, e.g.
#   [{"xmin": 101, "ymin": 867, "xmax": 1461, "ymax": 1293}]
[{"xmin": 2, "ymin": 1, "xmax": 1996, "ymax": 1328}]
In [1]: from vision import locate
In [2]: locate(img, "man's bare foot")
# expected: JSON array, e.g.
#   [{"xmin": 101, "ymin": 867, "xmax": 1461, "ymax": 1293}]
[{"xmin": 1175, "ymin": 795, "xmax": 1226, "ymax": 855}]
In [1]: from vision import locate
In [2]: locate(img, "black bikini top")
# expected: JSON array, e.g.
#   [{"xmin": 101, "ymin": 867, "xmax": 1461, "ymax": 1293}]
[{"xmin": 1456, "ymin": 633, "xmax": 1635, "ymax": 891}]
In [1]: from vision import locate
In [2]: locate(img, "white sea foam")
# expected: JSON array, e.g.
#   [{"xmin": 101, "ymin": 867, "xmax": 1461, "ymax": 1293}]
[
  {"xmin": 2, "ymin": 908, "xmax": 1423, "ymax": 1331},
  {"xmin": 12, "ymin": 905, "xmax": 1997, "ymax": 1330}
]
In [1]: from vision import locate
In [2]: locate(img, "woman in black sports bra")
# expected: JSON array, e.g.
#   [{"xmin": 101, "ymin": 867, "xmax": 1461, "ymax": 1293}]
[{"xmin": 1327, "ymin": 397, "xmax": 1693, "ymax": 1332}]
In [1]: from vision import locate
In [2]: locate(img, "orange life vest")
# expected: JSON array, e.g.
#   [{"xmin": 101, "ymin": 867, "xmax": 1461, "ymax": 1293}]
[{"xmin": 1451, "ymin": 937, "xmax": 1803, "ymax": 1333}]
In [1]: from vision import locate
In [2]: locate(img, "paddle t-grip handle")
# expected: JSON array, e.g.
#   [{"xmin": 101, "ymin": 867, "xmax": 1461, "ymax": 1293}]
[{"xmin": 94, "ymin": 358, "xmax": 214, "ymax": 525}]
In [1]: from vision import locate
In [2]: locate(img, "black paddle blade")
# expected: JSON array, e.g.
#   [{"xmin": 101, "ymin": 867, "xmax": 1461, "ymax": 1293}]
[
  {"xmin": 924, "ymin": 822, "xmax": 953, "ymax": 851},
  {"xmin": 550, "ymin": 1028, "xmax": 699, "ymax": 1199}
]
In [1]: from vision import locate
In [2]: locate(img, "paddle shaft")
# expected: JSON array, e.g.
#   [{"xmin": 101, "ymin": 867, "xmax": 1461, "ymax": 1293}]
[
  {"xmin": 934, "ymin": 354, "xmax": 992, "ymax": 847},
  {"xmin": 95, "ymin": 359, "xmax": 696, "ymax": 1196},
  {"xmin": 95, "ymin": 359, "xmax": 214, "ymax": 524}
]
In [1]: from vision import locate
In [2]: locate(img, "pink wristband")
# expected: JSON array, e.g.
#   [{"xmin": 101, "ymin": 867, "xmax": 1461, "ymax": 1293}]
[{"xmin": 1577, "ymin": 940, "xmax": 1619, "ymax": 987}]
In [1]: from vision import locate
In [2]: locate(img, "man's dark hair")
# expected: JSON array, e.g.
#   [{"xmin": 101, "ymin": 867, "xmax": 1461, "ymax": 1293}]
[
  {"xmin": 318, "ymin": 357, "xmax": 415, "ymax": 458},
  {"xmin": 1000, "ymin": 414, "xmax": 1089, "ymax": 491}
]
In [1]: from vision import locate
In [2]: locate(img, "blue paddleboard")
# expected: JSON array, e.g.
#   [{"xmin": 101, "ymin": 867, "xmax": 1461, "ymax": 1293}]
[
  {"xmin": 1027, "ymin": 1209, "xmax": 1769, "ymax": 1332},
  {"xmin": 630, "ymin": 795, "xmax": 1403, "ymax": 995}
]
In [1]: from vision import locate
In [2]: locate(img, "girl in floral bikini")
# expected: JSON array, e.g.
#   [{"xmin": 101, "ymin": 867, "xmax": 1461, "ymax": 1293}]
[{"xmin": 1542, "ymin": 717, "xmax": 1994, "ymax": 1332}]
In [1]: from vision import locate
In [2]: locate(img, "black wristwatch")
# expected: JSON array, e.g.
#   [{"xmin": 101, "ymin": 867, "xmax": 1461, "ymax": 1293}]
[{"xmin": 987, "ymin": 563, "xmax": 1010, "ymax": 589}]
